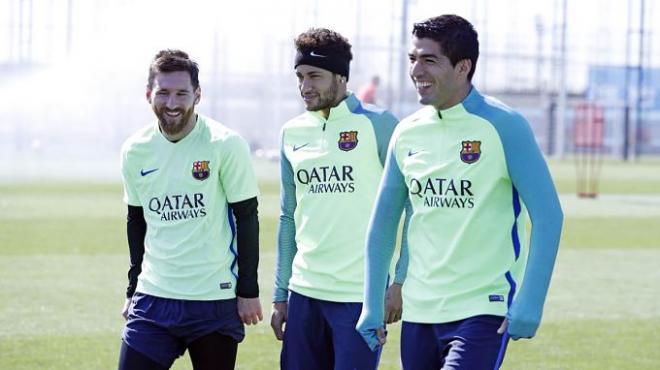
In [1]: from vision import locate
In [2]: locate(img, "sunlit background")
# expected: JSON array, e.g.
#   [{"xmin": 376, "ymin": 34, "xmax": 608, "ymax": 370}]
[
  {"xmin": 2, "ymin": 2, "xmax": 660, "ymax": 369},
  {"xmin": 1, "ymin": 0, "xmax": 659, "ymax": 180}
]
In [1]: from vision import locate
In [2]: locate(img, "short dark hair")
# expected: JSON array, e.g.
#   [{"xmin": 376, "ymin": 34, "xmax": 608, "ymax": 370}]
[
  {"xmin": 147, "ymin": 49, "xmax": 200, "ymax": 90},
  {"xmin": 413, "ymin": 15, "xmax": 479, "ymax": 81},
  {"xmin": 295, "ymin": 28, "xmax": 353, "ymax": 64}
]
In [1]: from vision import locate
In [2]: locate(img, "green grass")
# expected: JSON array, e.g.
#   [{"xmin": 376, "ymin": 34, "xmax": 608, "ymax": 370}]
[
  {"xmin": 505, "ymin": 318, "xmax": 660, "ymax": 369},
  {"xmin": 1, "ymin": 159, "xmax": 659, "ymax": 369},
  {"xmin": 561, "ymin": 217, "xmax": 660, "ymax": 249},
  {"xmin": 3, "ymin": 319, "xmax": 658, "ymax": 370},
  {"xmin": 552, "ymin": 157, "xmax": 660, "ymax": 194}
]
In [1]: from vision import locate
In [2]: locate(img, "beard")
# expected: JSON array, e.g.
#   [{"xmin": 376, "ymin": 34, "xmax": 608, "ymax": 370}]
[
  {"xmin": 154, "ymin": 104, "xmax": 196, "ymax": 138},
  {"xmin": 303, "ymin": 78, "xmax": 340, "ymax": 112}
]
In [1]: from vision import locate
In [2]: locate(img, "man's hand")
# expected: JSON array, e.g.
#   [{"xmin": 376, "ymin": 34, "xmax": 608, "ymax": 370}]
[
  {"xmin": 237, "ymin": 297, "xmax": 263, "ymax": 325},
  {"xmin": 356, "ymin": 311, "xmax": 387, "ymax": 352},
  {"xmin": 376, "ymin": 327, "xmax": 387, "ymax": 346},
  {"xmin": 270, "ymin": 302, "xmax": 288, "ymax": 340},
  {"xmin": 497, "ymin": 318, "xmax": 508, "ymax": 336},
  {"xmin": 384, "ymin": 283, "xmax": 403, "ymax": 324},
  {"xmin": 497, "ymin": 302, "xmax": 542, "ymax": 340},
  {"xmin": 121, "ymin": 297, "xmax": 131, "ymax": 320}
]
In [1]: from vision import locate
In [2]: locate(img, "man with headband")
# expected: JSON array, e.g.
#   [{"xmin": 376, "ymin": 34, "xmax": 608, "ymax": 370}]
[{"xmin": 270, "ymin": 28, "xmax": 410, "ymax": 369}]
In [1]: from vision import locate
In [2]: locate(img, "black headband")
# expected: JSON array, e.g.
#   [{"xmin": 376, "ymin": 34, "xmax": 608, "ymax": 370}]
[{"xmin": 294, "ymin": 49, "xmax": 350, "ymax": 80}]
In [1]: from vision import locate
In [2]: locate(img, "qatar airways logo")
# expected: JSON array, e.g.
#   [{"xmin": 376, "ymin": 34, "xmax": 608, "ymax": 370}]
[
  {"xmin": 410, "ymin": 177, "xmax": 475, "ymax": 208},
  {"xmin": 296, "ymin": 165, "xmax": 355, "ymax": 194},
  {"xmin": 148, "ymin": 193, "xmax": 207, "ymax": 221}
]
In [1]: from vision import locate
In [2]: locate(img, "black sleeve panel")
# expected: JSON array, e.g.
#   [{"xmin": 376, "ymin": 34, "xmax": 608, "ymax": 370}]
[
  {"xmin": 229, "ymin": 197, "xmax": 260, "ymax": 298},
  {"xmin": 126, "ymin": 205, "xmax": 146, "ymax": 298}
]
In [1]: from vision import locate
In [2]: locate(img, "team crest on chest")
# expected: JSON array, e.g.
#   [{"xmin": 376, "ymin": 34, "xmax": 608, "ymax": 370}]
[
  {"xmin": 460, "ymin": 141, "xmax": 481, "ymax": 164},
  {"xmin": 338, "ymin": 131, "xmax": 358, "ymax": 151},
  {"xmin": 192, "ymin": 160, "xmax": 210, "ymax": 181}
]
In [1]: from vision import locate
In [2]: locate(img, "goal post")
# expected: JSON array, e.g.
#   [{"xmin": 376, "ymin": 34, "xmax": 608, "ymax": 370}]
[{"xmin": 573, "ymin": 102, "xmax": 605, "ymax": 198}]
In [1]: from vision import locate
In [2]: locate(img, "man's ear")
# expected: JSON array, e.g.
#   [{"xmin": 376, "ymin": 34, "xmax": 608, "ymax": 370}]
[
  {"xmin": 146, "ymin": 88, "xmax": 152, "ymax": 103},
  {"xmin": 194, "ymin": 87, "xmax": 201, "ymax": 104},
  {"xmin": 457, "ymin": 59, "xmax": 472, "ymax": 78}
]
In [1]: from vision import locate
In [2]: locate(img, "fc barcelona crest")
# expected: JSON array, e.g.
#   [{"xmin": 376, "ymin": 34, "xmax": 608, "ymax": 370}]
[
  {"xmin": 192, "ymin": 160, "xmax": 210, "ymax": 181},
  {"xmin": 460, "ymin": 141, "xmax": 481, "ymax": 164},
  {"xmin": 338, "ymin": 131, "xmax": 358, "ymax": 151}
]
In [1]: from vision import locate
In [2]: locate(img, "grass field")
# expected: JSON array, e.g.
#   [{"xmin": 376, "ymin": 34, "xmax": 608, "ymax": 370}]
[{"xmin": 1, "ymin": 159, "xmax": 659, "ymax": 369}]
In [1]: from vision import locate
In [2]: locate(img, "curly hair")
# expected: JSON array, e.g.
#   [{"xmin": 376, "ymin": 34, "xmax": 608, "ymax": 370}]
[
  {"xmin": 147, "ymin": 49, "xmax": 200, "ymax": 90},
  {"xmin": 294, "ymin": 28, "xmax": 353, "ymax": 63},
  {"xmin": 413, "ymin": 15, "xmax": 479, "ymax": 81}
]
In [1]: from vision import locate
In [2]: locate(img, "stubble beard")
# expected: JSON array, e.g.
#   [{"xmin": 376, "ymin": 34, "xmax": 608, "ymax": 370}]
[
  {"xmin": 305, "ymin": 79, "xmax": 340, "ymax": 112},
  {"xmin": 155, "ymin": 105, "xmax": 196, "ymax": 137}
]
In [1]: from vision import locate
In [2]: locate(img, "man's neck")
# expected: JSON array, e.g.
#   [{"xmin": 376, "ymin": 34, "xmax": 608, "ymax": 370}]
[
  {"xmin": 320, "ymin": 93, "xmax": 348, "ymax": 119},
  {"xmin": 435, "ymin": 83, "xmax": 472, "ymax": 111}
]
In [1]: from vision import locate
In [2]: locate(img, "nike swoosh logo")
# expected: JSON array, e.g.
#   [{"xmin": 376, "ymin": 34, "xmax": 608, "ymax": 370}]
[
  {"xmin": 408, "ymin": 150, "xmax": 423, "ymax": 157},
  {"xmin": 293, "ymin": 144, "xmax": 309, "ymax": 151},
  {"xmin": 140, "ymin": 168, "xmax": 159, "ymax": 176},
  {"xmin": 310, "ymin": 51, "xmax": 327, "ymax": 58}
]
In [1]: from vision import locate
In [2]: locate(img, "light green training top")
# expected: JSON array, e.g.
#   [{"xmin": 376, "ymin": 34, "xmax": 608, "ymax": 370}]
[
  {"xmin": 391, "ymin": 101, "xmax": 528, "ymax": 322},
  {"xmin": 120, "ymin": 114, "xmax": 259, "ymax": 301},
  {"xmin": 274, "ymin": 94, "xmax": 409, "ymax": 303},
  {"xmin": 359, "ymin": 88, "xmax": 562, "ymax": 349}
]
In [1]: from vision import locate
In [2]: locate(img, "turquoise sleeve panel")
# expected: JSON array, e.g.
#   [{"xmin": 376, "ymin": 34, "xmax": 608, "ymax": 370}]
[
  {"xmin": 392, "ymin": 201, "xmax": 412, "ymax": 284},
  {"xmin": 373, "ymin": 111, "xmax": 399, "ymax": 166},
  {"xmin": 273, "ymin": 141, "xmax": 298, "ymax": 302},
  {"xmin": 467, "ymin": 100, "xmax": 563, "ymax": 339},
  {"xmin": 354, "ymin": 102, "xmax": 399, "ymax": 166},
  {"xmin": 356, "ymin": 103, "xmax": 408, "ymax": 284},
  {"xmin": 357, "ymin": 143, "xmax": 408, "ymax": 351}
]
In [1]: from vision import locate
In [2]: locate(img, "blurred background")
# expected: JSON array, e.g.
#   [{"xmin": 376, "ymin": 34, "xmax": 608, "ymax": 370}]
[
  {"xmin": 1, "ymin": 0, "xmax": 659, "ymax": 180},
  {"xmin": 1, "ymin": 1, "xmax": 660, "ymax": 369}
]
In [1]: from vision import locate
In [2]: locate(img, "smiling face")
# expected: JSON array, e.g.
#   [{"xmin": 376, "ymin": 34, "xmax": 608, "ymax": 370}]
[
  {"xmin": 146, "ymin": 71, "xmax": 201, "ymax": 141},
  {"xmin": 295, "ymin": 64, "xmax": 346, "ymax": 118},
  {"xmin": 408, "ymin": 36, "xmax": 471, "ymax": 111}
]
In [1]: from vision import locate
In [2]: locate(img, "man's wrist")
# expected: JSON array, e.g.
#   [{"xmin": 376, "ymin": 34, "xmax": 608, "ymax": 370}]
[
  {"xmin": 272, "ymin": 287, "xmax": 289, "ymax": 302},
  {"xmin": 236, "ymin": 291, "xmax": 259, "ymax": 299}
]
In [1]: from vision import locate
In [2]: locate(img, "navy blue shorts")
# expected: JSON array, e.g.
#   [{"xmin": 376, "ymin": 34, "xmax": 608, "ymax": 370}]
[
  {"xmin": 401, "ymin": 315, "xmax": 509, "ymax": 370},
  {"xmin": 281, "ymin": 291, "xmax": 381, "ymax": 370},
  {"xmin": 122, "ymin": 293, "xmax": 245, "ymax": 368}
]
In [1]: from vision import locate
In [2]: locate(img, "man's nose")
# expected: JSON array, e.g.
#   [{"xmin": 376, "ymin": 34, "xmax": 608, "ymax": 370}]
[
  {"xmin": 166, "ymin": 94, "xmax": 178, "ymax": 109},
  {"xmin": 410, "ymin": 60, "xmax": 423, "ymax": 79},
  {"xmin": 300, "ymin": 78, "xmax": 313, "ymax": 93}
]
